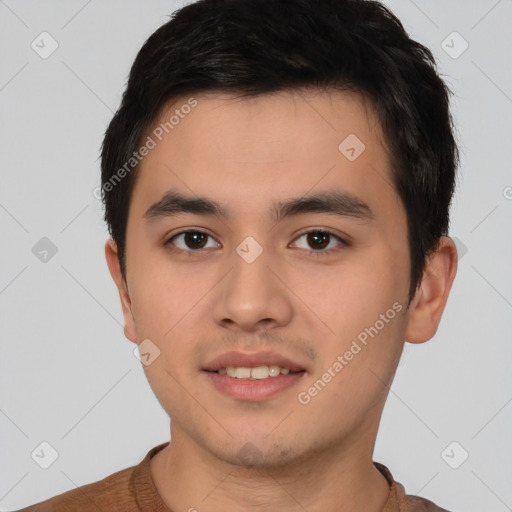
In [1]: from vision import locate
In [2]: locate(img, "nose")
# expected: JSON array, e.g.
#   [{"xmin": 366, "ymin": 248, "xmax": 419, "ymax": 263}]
[{"xmin": 210, "ymin": 246, "xmax": 294, "ymax": 334}]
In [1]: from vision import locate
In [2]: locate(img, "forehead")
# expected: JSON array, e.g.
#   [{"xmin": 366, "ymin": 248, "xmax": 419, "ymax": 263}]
[
  {"xmin": 149, "ymin": 89, "xmax": 384, "ymax": 160},
  {"xmin": 132, "ymin": 89, "xmax": 402, "ymax": 223}
]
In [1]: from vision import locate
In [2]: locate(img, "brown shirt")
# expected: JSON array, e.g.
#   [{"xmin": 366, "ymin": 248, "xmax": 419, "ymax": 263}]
[{"xmin": 15, "ymin": 442, "xmax": 451, "ymax": 512}]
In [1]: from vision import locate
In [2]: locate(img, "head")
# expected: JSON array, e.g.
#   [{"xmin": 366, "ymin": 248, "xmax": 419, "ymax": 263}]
[{"xmin": 102, "ymin": 0, "xmax": 458, "ymax": 467}]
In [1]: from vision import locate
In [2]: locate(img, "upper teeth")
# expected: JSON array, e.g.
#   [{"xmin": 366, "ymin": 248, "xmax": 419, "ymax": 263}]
[{"xmin": 218, "ymin": 366, "xmax": 291, "ymax": 379}]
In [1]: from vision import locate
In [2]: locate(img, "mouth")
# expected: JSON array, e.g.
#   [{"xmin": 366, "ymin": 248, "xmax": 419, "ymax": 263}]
[
  {"xmin": 205, "ymin": 365, "xmax": 304, "ymax": 380},
  {"xmin": 201, "ymin": 350, "xmax": 307, "ymax": 401},
  {"xmin": 202, "ymin": 349, "xmax": 307, "ymax": 373}
]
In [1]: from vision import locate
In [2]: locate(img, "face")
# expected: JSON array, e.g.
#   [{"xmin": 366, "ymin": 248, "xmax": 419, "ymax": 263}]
[{"xmin": 111, "ymin": 89, "xmax": 416, "ymax": 467}]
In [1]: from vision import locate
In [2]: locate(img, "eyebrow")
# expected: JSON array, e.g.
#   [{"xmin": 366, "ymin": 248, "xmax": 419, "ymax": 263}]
[{"xmin": 144, "ymin": 189, "xmax": 374, "ymax": 223}]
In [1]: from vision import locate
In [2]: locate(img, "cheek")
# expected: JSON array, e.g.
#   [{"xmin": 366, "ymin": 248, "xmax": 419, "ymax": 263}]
[
  {"xmin": 128, "ymin": 262, "xmax": 184, "ymax": 340},
  {"xmin": 294, "ymin": 251, "xmax": 406, "ymax": 334},
  {"xmin": 127, "ymin": 260, "xmax": 210, "ymax": 379},
  {"xmin": 127, "ymin": 237, "xmax": 198, "ymax": 330},
  {"xmin": 294, "ymin": 247, "xmax": 408, "ymax": 396}
]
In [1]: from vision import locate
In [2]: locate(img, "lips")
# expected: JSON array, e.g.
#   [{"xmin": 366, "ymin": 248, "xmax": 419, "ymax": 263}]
[{"xmin": 202, "ymin": 350, "xmax": 307, "ymax": 373}]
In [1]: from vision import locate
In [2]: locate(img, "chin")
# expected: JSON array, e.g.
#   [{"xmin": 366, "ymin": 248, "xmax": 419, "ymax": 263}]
[{"xmin": 201, "ymin": 433, "xmax": 314, "ymax": 471}]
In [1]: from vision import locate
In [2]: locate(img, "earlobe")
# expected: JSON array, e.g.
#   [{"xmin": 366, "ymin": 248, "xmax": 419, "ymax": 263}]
[
  {"xmin": 104, "ymin": 239, "xmax": 138, "ymax": 343},
  {"xmin": 404, "ymin": 236, "xmax": 458, "ymax": 344}
]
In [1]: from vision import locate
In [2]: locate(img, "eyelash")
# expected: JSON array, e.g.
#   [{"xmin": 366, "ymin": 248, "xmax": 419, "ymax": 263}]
[{"xmin": 165, "ymin": 229, "xmax": 349, "ymax": 257}]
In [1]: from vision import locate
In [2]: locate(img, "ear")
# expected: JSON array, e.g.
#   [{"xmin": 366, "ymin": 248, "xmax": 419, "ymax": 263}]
[
  {"xmin": 104, "ymin": 239, "xmax": 137, "ymax": 343},
  {"xmin": 405, "ymin": 236, "xmax": 458, "ymax": 344}
]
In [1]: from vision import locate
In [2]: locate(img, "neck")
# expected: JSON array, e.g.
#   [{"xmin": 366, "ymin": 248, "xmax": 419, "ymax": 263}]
[{"xmin": 150, "ymin": 424, "xmax": 391, "ymax": 512}]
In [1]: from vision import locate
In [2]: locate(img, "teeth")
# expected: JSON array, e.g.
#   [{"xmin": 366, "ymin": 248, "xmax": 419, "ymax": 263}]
[
  {"xmin": 268, "ymin": 366, "xmax": 281, "ymax": 377},
  {"xmin": 251, "ymin": 366, "xmax": 270, "ymax": 379},
  {"xmin": 235, "ymin": 367, "xmax": 251, "ymax": 379},
  {"xmin": 220, "ymin": 365, "xmax": 293, "ymax": 379}
]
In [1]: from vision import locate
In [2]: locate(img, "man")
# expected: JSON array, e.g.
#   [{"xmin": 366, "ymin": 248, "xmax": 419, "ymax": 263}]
[{"xmin": 16, "ymin": 0, "xmax": 459, "ymax": 510}]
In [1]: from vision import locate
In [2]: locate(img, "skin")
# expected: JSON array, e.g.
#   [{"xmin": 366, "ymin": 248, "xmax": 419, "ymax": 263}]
[{"xmin": 105, "ymin": 89, "xmax": 457, "ymax": 512}]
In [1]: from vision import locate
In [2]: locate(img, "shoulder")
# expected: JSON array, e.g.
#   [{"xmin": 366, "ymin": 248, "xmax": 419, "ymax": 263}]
[
  {"xmin": 375, "ymin": 462, "xmax": 453, "ymax": 512},
  {"xmin": 12, "ymin": 464, "xmax": 138, "ymax": 512},
  {"xmin": 404, "ymin": 492, "xmax": 453, "ymax": 512}
]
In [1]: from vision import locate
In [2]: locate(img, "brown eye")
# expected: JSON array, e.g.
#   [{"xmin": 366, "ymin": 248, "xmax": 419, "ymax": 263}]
[
  {"xmin": 293, "ymin": 230, "xmax": 347, "ymax": 254},
  {"xmin": 168, "ymin": 231, "xmax": 220, "ymax": 251},
  {"xmin": 306, "ymin": 231, "xmax": 330, "ymax": 250}
]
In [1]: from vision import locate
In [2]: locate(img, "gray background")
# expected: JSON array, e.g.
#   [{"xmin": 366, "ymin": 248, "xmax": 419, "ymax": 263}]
[{"xmin": 1, "ymin": 1, "xmax": 511, "ymax": 510}]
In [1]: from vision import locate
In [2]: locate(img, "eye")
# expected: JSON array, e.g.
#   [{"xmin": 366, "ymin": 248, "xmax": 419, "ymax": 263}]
[
  {"xmin": 165, "ymin": 229, "xmax": 348, "ymax": 255},
  {"xmin": 292, "ymin": 230, "xmax": 348, "ymax": 254},
  {"xmin": 167, "ymin": 230, "xmax": 220, "ymax": 252}
]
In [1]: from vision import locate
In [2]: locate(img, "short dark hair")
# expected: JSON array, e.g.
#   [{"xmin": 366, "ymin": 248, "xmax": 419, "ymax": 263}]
[{"xmin": 101, "ymin": 0, "xmax": 458, "ymax": 303}]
